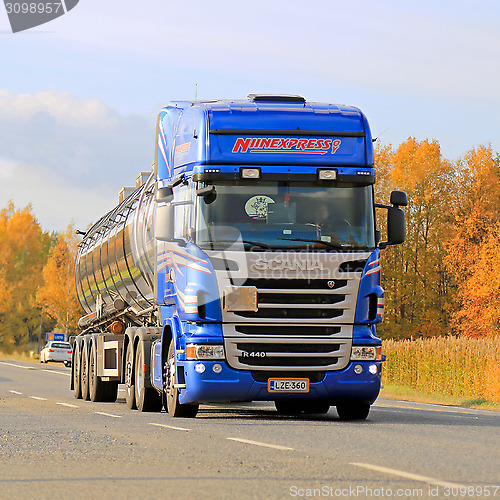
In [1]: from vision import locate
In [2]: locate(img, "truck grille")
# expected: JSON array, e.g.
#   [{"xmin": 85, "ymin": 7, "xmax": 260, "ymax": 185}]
[
  {"xmin": 226, "ymin": 278, "xmax": 358, "ymax": 323},
  {"xmin": 234, "ymin": 325, "xmax": 342, "ymax": 336},
  {"xmin": 224, "ymin": 337, "xmax": 351, "ymax": 371}
]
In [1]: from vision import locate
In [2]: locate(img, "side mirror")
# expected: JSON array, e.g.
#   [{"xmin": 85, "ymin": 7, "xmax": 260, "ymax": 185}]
[
  {"xmin": 155, "ymin": 203, "xmax": 174, "ymax": 241},
  {"xmin": 387, "ymin": 207, "xmax": 405, "ymax": 245},
  {"xmin": 376, "ymin": 190, "xmax": 407, "ymax": 248},
  {"xmin": 156, "ymin": 186, "xmax": 173, "ymax": 203},
  {"xmin": 390, "ymin": 190, "xmax": 408, "ymax": 207},
  {"xmin": 196, "ymin": 185, "xmax": 217, "ymax": 204}
]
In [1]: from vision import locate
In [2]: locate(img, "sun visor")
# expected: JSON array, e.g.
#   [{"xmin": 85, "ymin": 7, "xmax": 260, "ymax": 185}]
[{"xmin": 209, "ymin": 130, "xmax": 367, "ymax": 166}]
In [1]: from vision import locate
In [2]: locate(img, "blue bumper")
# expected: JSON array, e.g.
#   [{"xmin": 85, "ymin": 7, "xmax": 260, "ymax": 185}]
[{"xmin": 178, "ymin": 360, "xmax": 382, "ymax": 405}]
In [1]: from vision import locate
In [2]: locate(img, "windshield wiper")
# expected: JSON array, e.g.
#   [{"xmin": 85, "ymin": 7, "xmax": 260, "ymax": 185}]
[
  {"xmin": 277, "ymin": 237, "xmax": 345, "ymax": 250},
  {"xmin": 202, "ymin": 239, "xmax": 270, "ymax": 249}
]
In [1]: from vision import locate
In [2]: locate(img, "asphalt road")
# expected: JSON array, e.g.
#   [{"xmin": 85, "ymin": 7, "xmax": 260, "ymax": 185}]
[{"xmin": 1, "ymin": 359, "xmax": 499, "ymax": 500}]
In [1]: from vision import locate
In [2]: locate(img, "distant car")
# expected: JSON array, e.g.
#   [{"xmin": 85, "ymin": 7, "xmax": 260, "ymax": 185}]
[{"xmin": 40, "ymin": 341, "xmax": 73, "ymax": 367}]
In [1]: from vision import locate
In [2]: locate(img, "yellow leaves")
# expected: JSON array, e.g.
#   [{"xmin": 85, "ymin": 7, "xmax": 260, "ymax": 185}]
[
  {"xmin": 389, "ymin": 137, "xmax": 444, "ymax": 192},
  {"xmin": 375, "ymin": 138, "xmax": 456, "ymax": 340},
  {"xmin": 0, "ymin": 203, "xmax": 45, "ymax": 306},
  {"xmin": 36, "ymin": 223, "xmax": 83, "ymax": 333},
  {"xmin": 0, "ymin": 202, "xmax": 52, "ymax": 348},
  {"xmin": 445, "ymin": 146, "xmax": 500, "ymax": 338}
]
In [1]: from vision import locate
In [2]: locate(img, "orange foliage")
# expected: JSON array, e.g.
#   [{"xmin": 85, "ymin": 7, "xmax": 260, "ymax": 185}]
[
  {"xmin": 445, "ymin": 146, "xmax": 500, "ymax": 337},
  {"xmin": 375, "ymin": 138, "xmax": 455, "ymax": 339},
  {"xmin": 36, "ymin": 224, "xmax": 83, "ymax": 333},
  {"xmin": 0, "ymin": 202, "xmax": 52, "ymax": 347}
]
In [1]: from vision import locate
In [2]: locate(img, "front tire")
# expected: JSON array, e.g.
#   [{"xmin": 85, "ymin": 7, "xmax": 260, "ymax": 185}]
[
  {"xmin": 165, "ymin": 340, "xmax": 198, "ymax": 418},
  {"xmin": 336, "ymin": 403, "xmax": 370, "ymax": 421},
  {"xmin": 134, "ymin": 341, "xmax": 162, "ymax": 412}
]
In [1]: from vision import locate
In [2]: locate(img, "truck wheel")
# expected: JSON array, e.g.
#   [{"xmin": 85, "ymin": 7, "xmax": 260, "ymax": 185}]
[
  {"xmin": 89, "ymin": 346, "xmax": 108, "ymax": 402},
  {"xmin": 125, "ymin": 341, "xmax": 136, "ymax": 410},
  {"xmin": 165, "ymin": 340, "xmax": 198, "ymax": 418},
  {"xmin": 73, "ymin": 343, "xmax": 82, "ymax": 399},
  {"xmin": 336, "ymin": 403, "xmax": 370, "ymax": 421},
  {"xmin": 134, "ymin": 341, "xmax": 162, "ymax": 412},
  {"xmin": 81, "ymin": 345, "xmax": 90, "ymax": 401}
]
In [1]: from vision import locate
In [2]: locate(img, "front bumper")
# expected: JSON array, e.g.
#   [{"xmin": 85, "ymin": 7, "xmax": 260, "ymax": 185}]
[{"xmin": 178, "ymin": 360, "xmax": 382, "ymax": 406}]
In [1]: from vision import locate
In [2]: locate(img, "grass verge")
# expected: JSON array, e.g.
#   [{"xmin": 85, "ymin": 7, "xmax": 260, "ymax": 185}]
[
  {"xmin": 381, "ymin": 383, "xmax": 500, "ymax": 411},
  {"xmin": 0, "ymin": 349, "xmax": 40, "ymax": 363}
]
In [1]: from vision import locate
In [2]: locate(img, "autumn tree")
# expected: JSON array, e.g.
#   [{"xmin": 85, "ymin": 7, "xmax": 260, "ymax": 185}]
[
  {"xmin": 36, "ymin": 223, "xmax": 83, "ymax": 334},
  {"xmin": 375, "ymin": 138, "xmax": 456, "ymax": 339},
  {"xmin": 445, "ymin": 146, "xmax": 500, "ymax": 337},
  {"xmin": 0, "ymin": 202, "xmax": 53, "ymax": 350}
]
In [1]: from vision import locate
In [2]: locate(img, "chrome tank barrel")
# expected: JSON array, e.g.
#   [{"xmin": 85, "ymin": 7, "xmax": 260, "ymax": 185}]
[{"xmin": 75, "ymin": 174, "xmax": 156, "ymax": 316}]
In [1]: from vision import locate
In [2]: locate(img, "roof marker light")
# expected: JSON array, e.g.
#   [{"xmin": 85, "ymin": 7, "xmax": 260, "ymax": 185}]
[
  {"xmin": 240, "ymin": 168, "xmax": 261, "ymax": 179},
  {"xmin": 318, "ymin": 169, "xmax": 337, "ymax": 180}
]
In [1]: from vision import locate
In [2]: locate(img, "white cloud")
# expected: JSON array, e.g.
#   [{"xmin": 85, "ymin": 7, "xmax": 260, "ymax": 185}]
[
  {"xmin": 0, "ymin": 89, "xmax": 155, "ymax": 231},
  {"xmin": 0, "ymin": 158, "xmax": 116, "ymax": 232},
  {"xmin": 0, "ymin": 90, "xmax": 121, "ymax": 127}
]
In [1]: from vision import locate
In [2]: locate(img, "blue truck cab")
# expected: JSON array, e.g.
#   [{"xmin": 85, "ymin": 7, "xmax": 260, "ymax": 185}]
[{"xmin": 148, "ymin": 94, "xmax": 407, "ymax": 419}]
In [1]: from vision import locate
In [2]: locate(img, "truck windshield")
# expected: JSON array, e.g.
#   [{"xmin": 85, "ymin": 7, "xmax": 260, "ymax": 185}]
[{"xmin": 196, "ymin": 180, "xmax": 375, "ymax": 251}]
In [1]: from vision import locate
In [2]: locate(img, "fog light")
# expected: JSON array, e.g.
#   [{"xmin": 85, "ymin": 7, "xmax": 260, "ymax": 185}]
[
  {"xmin": 369, "ymin": 364, "xmax": 378, "ymax": 375},
  {"xmin": 213, "ymin": 363, "xmax": 222, "ymax": 373},
  {"xmin": 354, "ymin": 364, "xmax": 363, "ymax": 374},
  {"xmin": 195, "ymin": 363, "xmax": 205, "ymax": 374}
]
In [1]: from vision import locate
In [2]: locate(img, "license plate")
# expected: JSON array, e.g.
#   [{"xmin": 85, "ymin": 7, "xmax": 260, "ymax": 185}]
[{"xmin": 268, "ymin": 378, "xmax": 309, "ymax": 393}]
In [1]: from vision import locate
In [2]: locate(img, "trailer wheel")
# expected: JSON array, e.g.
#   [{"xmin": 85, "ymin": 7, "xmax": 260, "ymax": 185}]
[
  {"xmin": 165, "ymin": 340, "xmax": 198, "ymax": 418},
  {"xmin": 134, "ymin": 341, "xmax": 162, "ymax": 412},
  {"xmin": 73, "ymin": 343, "xmax": 82, "ymax": 399},
  {"xmin": 125, "ymin": 341, "xmax": 136, "ymax": 410},
  {"xmin": 89, "ymin": 345, "xmax": 111, "ymax": 403},
  {"xmin": 336, "ymin": 403, "xmax": 370, "ymax": 421},
  {"xmin": 81, "ymin": 344, "xmax": 90, "ymax": 401}
]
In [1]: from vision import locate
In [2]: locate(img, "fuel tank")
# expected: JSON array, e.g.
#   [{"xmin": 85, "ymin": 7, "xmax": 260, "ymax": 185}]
[{"xmin": 75, "ymin": 173, "xmax": 156, "ymax": 317}]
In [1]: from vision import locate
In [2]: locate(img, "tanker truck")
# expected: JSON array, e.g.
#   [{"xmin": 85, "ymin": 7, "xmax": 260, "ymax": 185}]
[{"xmin": 71, "ymin": 94, "xmax": 407, "ymax": 420}]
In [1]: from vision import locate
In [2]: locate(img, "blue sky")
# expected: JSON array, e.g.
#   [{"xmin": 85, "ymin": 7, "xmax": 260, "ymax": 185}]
[{"xmin": 0, "ymin": 0, "xmax": 499, "ymax": 231}]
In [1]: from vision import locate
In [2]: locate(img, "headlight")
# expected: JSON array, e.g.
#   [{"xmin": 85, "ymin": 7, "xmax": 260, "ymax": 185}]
[
  {"xmin": 186, "ymin": 344, "xmax": 225, "ymax": 360},
  {"xmin": 350, "ymin": 346, "xmax": 382, "ymax": 361}
]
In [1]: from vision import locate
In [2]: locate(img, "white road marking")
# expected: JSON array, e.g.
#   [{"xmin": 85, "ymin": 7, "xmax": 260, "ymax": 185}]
[
  {"xmin": 148, "ymin": 423, "xmax": 191, "ymax": 432},
  {"xmin": 95, "ymin": 411, "xmax": 122, "ymax": 418},
  {"xmin": 29, "ymin": 396, "xmax": 47, "ymax": 401},
  {"xmin": 351, "ymin": 462, "xmax": 466, "ymax": 489},
  {"xmin": 56, "ymin": 402, "xmax": 79, "ymax": 408},
  {"xmin": 227, "ymin": 437, "xmax": 294, "ymax": 451},
  {"xmin": 8, "ymin": 390, "xmax": 23, "ymax": 395},
  {"xmin": 0, "ymin": 361, "xmax": 36, "ymax": 370},
  {"xmin": 373, "ymin": 403, "xmax": 486, "ymax": 420},
  {"xmin": 42, "ymin": 369, "xmax": 71, "ymax": 377}
]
